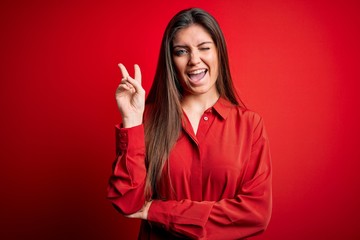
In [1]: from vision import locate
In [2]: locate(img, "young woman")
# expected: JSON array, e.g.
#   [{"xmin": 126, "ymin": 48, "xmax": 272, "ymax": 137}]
[{"xmin": 107, "ymin": 8, "xmax": 272, "ymax": 240}]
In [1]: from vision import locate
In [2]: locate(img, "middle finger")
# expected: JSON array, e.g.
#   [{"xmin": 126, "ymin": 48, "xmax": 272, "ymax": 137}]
[{"xmin": 118, "ymin": 63, "xmax": 130, "ymax": 79}]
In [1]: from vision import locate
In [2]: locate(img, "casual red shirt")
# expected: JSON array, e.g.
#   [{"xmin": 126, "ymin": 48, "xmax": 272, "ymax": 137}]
[{"xmin": 107, "ymin": 98, "xmax": 272, "ymax": 239}]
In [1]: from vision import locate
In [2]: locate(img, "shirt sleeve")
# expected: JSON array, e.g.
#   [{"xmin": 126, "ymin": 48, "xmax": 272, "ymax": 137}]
[
  {"xmin": 147, "ymin": 117, "xmax": 272, "ymax": 240},
  {"xmin": 107, "ymin": 124, "xmax": 147, "ymax": 215}
]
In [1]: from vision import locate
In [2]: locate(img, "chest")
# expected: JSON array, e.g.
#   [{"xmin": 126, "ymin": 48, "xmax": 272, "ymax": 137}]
[{"xmin": 158, "ymin": 117, "xmax": 253, "ymax": 201}]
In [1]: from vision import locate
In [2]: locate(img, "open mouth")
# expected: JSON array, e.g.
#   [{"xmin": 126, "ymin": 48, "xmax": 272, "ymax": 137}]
[{"xmin": 187, "ymin": 69, "xmax": 208, "ymax": 82}]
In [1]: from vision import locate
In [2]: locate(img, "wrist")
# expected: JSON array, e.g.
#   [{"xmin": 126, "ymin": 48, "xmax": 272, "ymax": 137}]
[{"xmin": 122, "ymin": 116, "xmax": 143, "ymax": 128}]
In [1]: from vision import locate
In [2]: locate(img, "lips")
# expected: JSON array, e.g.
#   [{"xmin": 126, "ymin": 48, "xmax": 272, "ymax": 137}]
[{"xmin": 187, "ymin": 69, "xmax": 208, "ymax": 82}]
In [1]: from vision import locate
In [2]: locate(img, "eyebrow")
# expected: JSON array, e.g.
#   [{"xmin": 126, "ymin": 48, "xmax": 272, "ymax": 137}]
[{"xmin": 172, "ymin": 41, "xmax": 214, "ymax": 49}]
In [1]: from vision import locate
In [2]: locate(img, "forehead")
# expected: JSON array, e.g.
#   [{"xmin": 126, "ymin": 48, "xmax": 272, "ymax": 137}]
[{"xmin": 173, "ymin": 24, "xmax": 213, "ymax": 45}]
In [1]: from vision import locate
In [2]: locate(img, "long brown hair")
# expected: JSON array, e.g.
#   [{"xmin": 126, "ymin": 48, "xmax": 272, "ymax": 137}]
[{"xmin": 144, "ymin": 8, "xmax": 245, "ymax": 199}]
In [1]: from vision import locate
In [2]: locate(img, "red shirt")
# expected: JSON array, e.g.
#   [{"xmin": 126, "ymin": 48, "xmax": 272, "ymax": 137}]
[{"xmin": 107, "ymin": 98, "xmax": 272, "ymax": 239}]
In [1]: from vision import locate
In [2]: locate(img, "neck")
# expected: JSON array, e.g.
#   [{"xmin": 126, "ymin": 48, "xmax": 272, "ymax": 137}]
[{"xmin": 181, "ymin": 92, "xmax": 220, "ymax": 114}]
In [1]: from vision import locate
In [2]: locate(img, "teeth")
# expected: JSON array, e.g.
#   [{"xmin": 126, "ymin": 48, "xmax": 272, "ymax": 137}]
[{"xmin": 188, "ymin": 69, "xmax": 206, "ymax": 75}]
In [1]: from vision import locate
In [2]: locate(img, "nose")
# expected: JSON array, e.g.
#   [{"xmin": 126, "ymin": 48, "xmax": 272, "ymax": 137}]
[{"xmin": 188, "ymin": 50, "xmax": 201, "ymax": 66}]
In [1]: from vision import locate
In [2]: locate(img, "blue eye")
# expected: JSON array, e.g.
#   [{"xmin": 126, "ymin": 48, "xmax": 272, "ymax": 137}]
[{"xmin": 174, "ymin": 49, "xmax": 188, "ymax": 56}]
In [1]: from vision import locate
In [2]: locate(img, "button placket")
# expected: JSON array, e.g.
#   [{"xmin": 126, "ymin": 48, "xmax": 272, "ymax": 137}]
[{"xmin": 196, "ymin": 109, "xmax": 215, "ymax": 143}]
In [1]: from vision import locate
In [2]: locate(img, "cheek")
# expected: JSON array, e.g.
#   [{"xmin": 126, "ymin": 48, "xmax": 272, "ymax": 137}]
[
  {"xmin": 173, "ymin": 58, "xmax": 186, "ymax": 72},
  {"xmin": 172, "ymin": 59, "xmax": 186, "ymax": 83},
  {"xmin": 204, "ymin": 51, "xmax": 218, "ymax": 69},
  {"xmin": 209, "ymin": 57, "xmax": 219, "ymax": 76},
  {"xmin": 174, "ymin": 62, "xmax": 190, "ymax": 84}
]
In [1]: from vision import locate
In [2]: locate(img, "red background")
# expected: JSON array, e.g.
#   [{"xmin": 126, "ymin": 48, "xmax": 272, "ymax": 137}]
[{"xmin": 1, "ymin": 0, "xmax": 360, "ymax": 239}]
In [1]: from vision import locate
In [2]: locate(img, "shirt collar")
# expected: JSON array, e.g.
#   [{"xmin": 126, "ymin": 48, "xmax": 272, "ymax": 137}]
[{"xmin": 212, "ymin": 97, "xmax": 234, "ymax": 120}]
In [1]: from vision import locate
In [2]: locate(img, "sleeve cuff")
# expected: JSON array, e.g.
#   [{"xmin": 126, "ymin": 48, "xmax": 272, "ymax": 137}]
[
  {"xmin": 115, "ymin": 124, "xmax": 145, "ymax": 152},
  {"xmin": 148, "ymin": 199, "xmax": 214, "ymax": 231},
  {"xmin": 147, "ymin": 200, "xmax": 171, "ymax": 230}
]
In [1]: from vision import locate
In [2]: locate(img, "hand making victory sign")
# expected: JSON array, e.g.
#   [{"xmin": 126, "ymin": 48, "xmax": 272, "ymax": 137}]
[{"xmin": 115, "ymin": 63, "xmax": 145, "ymax": 128}]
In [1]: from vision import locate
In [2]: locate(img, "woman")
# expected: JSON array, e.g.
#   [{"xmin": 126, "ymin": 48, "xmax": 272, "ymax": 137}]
[{"xmin": 107, "ymin": 8, "xmax": 272, "ymax": 240}]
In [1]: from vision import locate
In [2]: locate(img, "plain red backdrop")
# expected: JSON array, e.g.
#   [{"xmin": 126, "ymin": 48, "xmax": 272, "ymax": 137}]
[{"xmin": 1, "ymin": 0, "xmax": 360, "ymax": 239}]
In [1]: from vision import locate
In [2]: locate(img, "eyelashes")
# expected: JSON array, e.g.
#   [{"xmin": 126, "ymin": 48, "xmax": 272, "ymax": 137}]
[
  {"xmin": 173, "ymin": 47, "xmax": 211, "ymax": 57},
  {"xmin": 174, "ymin": 49, "xmax": 189, "ymax": 56}
]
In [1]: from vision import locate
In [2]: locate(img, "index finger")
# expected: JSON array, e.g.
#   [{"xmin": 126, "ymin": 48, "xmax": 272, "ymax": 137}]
[
  {"xmin": 134, "ymin": 64, "xmax": 142, "ymax": 85},
  {"xmin": 118, "ymin": 63, "xmax": 129, "ymax": 78}
]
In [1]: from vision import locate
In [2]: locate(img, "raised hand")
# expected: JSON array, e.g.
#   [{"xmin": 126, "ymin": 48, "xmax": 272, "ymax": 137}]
[{"xmin": 115, "ymin": 63, "xmax": 145, "ymax": 128}]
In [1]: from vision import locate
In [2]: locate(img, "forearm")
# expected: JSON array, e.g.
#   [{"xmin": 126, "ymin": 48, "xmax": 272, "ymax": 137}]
[
  {"xmin": 107, "ymin": 124, "xmax": 147, "ymax": 215},
  {"xmin": 146, "ymin": 187, "xmax": 271, "ymax": 240},
  {"xmin": 148, "ymin": 199, "xmax": 214, "ymax": 239}
]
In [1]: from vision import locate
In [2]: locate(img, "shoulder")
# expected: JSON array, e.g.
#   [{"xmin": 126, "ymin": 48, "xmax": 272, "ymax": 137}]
[
  {"xmin": 239, "ymin": 109, "xmax": 269, "ymax": 142},
  {"xmin": 239, "ymin": 108, "xmax": 263, "ymax": 127}
]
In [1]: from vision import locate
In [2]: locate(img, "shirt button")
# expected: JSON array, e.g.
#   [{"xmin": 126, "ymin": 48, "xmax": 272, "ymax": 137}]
[{"xmin": 203, "ymin": 116, "xmax": 209, "ymax": 121}]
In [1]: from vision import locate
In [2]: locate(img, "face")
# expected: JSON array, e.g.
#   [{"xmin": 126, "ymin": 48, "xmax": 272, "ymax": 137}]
[{"xmin": 172, "ymin": 24, "xmax": 219, "ymax": 98}]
